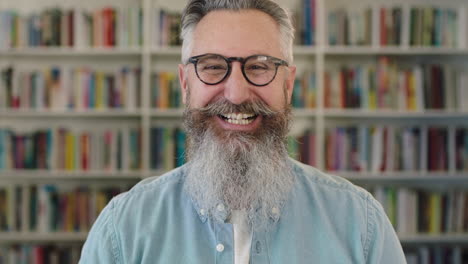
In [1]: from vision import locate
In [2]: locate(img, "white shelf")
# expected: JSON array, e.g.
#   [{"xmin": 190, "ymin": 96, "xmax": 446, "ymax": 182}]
[
  {"xmin": 325, "ymin": 46, "xmax": 468, "ymax": 55},
  {"xmin": 293, "ymin": 109, "xmax": 317, "ymax": 118},
  {"xmin": 0, "ymin": 47, "xmax": 142, "ymax": 56},
  {"xmin": 1, "ymin": 232, "xmax": 466, "ymax": 244},
  {"xmin": 4, "ymin": 46, "xmax": 467, "ymax": 56},
  {"xmin": 293, "ymin": 46, "xmax": 317, "ymax": 56},
  {"xmin": 3, "ymin": 109, "xmax": 466, "ymax": 119},
  {"xmin": 399, "ymin": 234, "xmax": 468, "ymax": 244},
  {"xmin": 144, "ymin": 170, "xmax": 168, "ymax": 178},
  {"xmin": 150, "ymin": 46, "xmax": 182, "ymax": 56},
  {"xmin": 148, "ymin": 108, "xmax": 318, "ymax": 118},
  {"xmin": 147, "ymin": 109, "xmax": 318, "ymax": 118},
  {"xmin": 149, "ymin": 108, "xmax": 184, "ymax": 117},
  {"xmin": 0, "ymin": 232, "xmax": 88, "ymax": 243},
  {"xmin": 0, "ymin": 170, "xmax": 142, "ymax": 180},
  {"xmin": 0, "ymin": 109, "xmax": 142, "ymax": 118},
  {"xmin": 336, "ymin": 171, "xmax": 468, "ymax": 185},
  {"xmin": 150, "ymin": 45, "xmax": 319, "ymax": 56},
  {"xmin": 324, "ymin": 109, "xmax": 468, "ymax": 119}
]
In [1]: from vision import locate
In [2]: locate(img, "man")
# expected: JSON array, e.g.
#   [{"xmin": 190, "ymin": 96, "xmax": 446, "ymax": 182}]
[{"xmin": 79, "ymin": 0, "xmax": 406, "ymax": 263}]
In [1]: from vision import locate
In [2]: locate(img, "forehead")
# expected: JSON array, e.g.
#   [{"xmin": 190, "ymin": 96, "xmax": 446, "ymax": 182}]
[{"xmin": 191, "ymin": 9, "xmax": 283, "ymax": 59}]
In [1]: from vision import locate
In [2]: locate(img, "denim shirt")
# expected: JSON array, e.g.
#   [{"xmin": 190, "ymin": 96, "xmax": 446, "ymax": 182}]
[{"xmin": 79, "ymin": 159, "xmax": 406, "ymax": 264}]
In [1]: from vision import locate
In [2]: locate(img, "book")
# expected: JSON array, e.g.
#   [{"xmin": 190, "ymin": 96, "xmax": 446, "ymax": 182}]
[
  {"xmin": 288, "ymin": 130, "xmax": 316, "ymax": 166},
  {"xmin": 0, "ymin": 183, "xmax": 129, "ymax": 233},
  {"xmin": 0, "ymin": 126, "xmax": 141, "ymax": 171},
  {"xmin": 1, "ymin": 65, "xmax": 141, "ymax": 110},
  {"xmin": 0, "ymin": 6, "xmax": 142, "ymax": 48},
  {"xmin": 151, "ymin": 72, "xmax": 180, "ymax": 108},
  {"xmin": 372, "ymin": 187, "xmax": 468, "ymax": 235},
  {"xmin": 324, "ymin": 58, "xmax": 463, "ymax": 111},
  {"xmin": 156, "ymin": 9, "xmax": 181, "ymax": 47},
  {"xmin": 409, "ymin": 6, "xmax": 459, "ymax": 47},
  {"xmin": 455, "ymin": 128, "xmax": 468, "ymax": 171},
  {"xmin": 325, "ymin": 124, "xmax": 438, "ymax": 173},
  {"xmin": 150, "ymin": 126, "xmax": 186, "ymax": 170}
]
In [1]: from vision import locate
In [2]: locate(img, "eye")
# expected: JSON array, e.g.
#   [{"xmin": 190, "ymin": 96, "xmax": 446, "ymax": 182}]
[
  {"xmin": 247, "ymin": 63, "xmax": 269, "ymax": 70},
  {"xmin": 202, "ymin": 64, "xmax": 227, "ymax": 71}
]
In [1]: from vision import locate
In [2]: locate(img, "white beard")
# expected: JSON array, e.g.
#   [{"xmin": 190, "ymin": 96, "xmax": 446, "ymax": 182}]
[{"xmin": 182, "ymin": 97, "xmax": 294, "ymax": 230}]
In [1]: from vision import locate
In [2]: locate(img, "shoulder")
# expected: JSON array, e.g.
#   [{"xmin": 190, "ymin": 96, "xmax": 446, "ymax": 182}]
[
  {"xmin": 289, "ymin": 159, "xmax": 395, "ymax": 258},
  {"xmin": 110, "ymin": 165, "xmax": 187, "ymax": 212},
  {"xmin": 80, "ymin": 166, "xmax": 192, "ymax": 262},
  {"xmin": 289, "ymin": 158, "xmax": 388, "ymax": 230},
  {"xmin": 290, "ymin": 158, "xmax": 374, "ymax": 203}
]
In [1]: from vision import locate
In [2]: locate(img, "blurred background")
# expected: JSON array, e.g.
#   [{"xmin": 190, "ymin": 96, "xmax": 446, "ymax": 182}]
[{"xmin": 0, "ymin": 0, "xmax": 467, "ymax": 263}]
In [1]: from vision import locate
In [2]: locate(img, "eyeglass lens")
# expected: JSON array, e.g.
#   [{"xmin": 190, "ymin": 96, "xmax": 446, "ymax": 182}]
[{"xmin": 195, "ymin": 55, "xmax": 278, "ymax": 85}]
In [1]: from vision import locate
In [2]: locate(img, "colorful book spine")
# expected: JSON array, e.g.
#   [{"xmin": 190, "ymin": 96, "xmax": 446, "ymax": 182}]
[
  {"xmin": 410, "ymin": 6, "xmax": 459, "ymax": 47},
  {"xmin": 156, "ymin": 9, "xmax": 181, "ymax": 47},
  {"xmin": 327, "ymin": 5, "xmax": 461, "ymax": 47},
  {"xmin": 292, "ymin": 71, "xmax": 316, "ymax": 108},
  {"xmin": 0, "ymin": 183, "xmax": 128, "ymax": 233},
  {"xmin": 0, "ymin": 65, "xmax": 141, "ymax": 110},
  {"xmin": 373, "ymin": 187, "xmax": 468, "ymax": 236},
  {"xmin": 0, "ymin": 244, "xmax": 83, "ymax": 264},
  {"xmin": 379, "ymin": 7, "xmax": 402, "ymax": 46},
  {"xmin": 151, "ymin": 72, "xmax": 182, "ymax": 109},
  {"xmin": 288, "ymin": 130, "xmax": 316, "ymax": 166},
  {"xmin": 0, "ymin": 127, "xmax": 141, "ymax": 171},
  {"xmin": 328, "ymin": 6, "xmax": 373, "ymax": 46},
  {"xmin": 150, "ymin": 127, "xmax": 186, "ymax": 170},
  {"xmin": 405, "ymin": 246, "xmax": 467, "ymax": 264},
  {"xmin": 455, "ymin": 128, "xmax": 468, "ymax": 171},
  {"xmin": 0, "ymin": 6, "xmax": 142, "ymax": 49},
  {"xmin": 324, "ymin": 125, "xmax": 444, "ymax": 173},
  {"xmin": 324, "ymin": 58, "xmax": 465, "ymax": 111}
]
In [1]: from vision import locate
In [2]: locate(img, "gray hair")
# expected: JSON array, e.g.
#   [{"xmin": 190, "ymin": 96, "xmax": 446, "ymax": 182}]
[{"xmin": 180, "ymin": 0, "xmax": 295, "ymax": 64}]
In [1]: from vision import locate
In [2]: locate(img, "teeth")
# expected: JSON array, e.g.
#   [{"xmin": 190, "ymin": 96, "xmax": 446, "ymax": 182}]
[
  {"xmin": 226, "ymin": 118, "xmax": 253, "ymax": 125},
  {"xmin": 221, "ymin": 112, "xmax": 256, "ymax": 125}
]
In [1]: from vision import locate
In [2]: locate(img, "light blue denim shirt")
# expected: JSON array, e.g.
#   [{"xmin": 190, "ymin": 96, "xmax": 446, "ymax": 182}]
[{"xmin": 79, "ymin": 159, "xmax": 406, "ymax": 263}]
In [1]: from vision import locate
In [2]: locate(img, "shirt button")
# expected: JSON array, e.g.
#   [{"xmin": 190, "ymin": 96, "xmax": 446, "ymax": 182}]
[
  {"xmin": 217, "ymin": 204, "xmax": 225, "ymax": 212},
  {"xmin": 271, "ymin": 207, "xmax": 280, "ymax": 215},
  {"xmin": 200, "ymin": 209, "xmax": 206, "ymax": 216},
  {"xmin": 216, "ymin": 243, "xmax": 225, "ymax": 252},
  {"xmin": 256, "ymin": 241, "xmax": 262, "ymax": 254}
]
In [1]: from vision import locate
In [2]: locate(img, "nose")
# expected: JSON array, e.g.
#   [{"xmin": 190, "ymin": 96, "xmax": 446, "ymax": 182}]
[{"xmin": 223, "ymin": 62, "xmax": 251, "ymax": 105}]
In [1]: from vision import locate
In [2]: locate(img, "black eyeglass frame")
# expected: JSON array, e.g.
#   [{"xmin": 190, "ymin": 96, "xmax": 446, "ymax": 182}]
[{"xmin": 187, "ymin": 53, "xmax": 289, "ymax": 87}]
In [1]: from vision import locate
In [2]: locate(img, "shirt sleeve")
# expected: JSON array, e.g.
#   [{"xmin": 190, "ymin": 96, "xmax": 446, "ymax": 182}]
[
  {"xmin": 364, "ymin": 195, "xmax": 407, "ymax": 264},
  {"xmin": 79, "ymin": 199, "xmax": 122, "ymax": 264}
]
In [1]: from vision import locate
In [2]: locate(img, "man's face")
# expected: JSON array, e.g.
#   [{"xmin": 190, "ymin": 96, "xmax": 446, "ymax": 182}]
[
  {"xmin": 180, "ymin": 10, "xmax": 296, "ymax": 226},
  {"xmin": 179, "ymin": 10, "xmax": 296, "ymax": 133}
]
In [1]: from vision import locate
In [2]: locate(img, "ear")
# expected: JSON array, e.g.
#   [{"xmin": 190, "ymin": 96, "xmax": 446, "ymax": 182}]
[
  {"xmin": 178, "ymin": 64, "xmax": 188, "ymax": 104},
  {"xmin": 284, "ymin": 65, "xmax": 296, "ymax": 105}
]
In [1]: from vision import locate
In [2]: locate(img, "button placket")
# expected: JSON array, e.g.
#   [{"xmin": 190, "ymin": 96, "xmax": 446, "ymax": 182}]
[
  {"xmin": 198, "ymin": 208, "xmax": 208, "ymax": 223},
  {"xmin": 255, "ymin": 240, "xmax": 262, "ymax": 254},
  {"xmin": 215, "ymin": 203, "xmax": 229, "ymax": 222},
  {"xmin": 216, "ymin": 243, "xmax": 225, "ymax": 252},
  {"xmin": 250, "ymin": 231, "xmax": 270, "ymax": 263},
  {"xmin": 214, "ymin": 221, "xmax": 234, "ymax": 263}
]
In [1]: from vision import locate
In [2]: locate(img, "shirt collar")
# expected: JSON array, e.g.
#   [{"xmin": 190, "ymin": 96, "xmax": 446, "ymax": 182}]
[
  {"xmin": 193, "ymin": 201, "xmax": 282, "ymax": 224},
  {"xmin": 186, "ymin": 158, "xmax": 299, "ymax": 224}
]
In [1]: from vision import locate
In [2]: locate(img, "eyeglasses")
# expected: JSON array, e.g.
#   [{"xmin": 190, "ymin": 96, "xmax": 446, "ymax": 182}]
[{"xmin": 187, "ymin": 53, "xmax": 289, "ymax": 86}]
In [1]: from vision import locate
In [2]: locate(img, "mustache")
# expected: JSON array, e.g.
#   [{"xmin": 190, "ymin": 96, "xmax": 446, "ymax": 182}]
[{"xmin": 187, "ymin": 98, "xmax": 279, "ymax": 117}]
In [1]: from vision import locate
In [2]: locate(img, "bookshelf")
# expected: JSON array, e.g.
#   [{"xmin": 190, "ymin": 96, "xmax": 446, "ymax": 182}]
[{"xmin": 1, "ymin": 0, "xmax": 468, "ymax": 262}]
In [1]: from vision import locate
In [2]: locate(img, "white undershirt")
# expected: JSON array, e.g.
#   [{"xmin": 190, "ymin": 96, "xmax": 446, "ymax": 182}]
[{"xmin": 228, "ymin": 210, "xmax": 253, "ymax": 264}]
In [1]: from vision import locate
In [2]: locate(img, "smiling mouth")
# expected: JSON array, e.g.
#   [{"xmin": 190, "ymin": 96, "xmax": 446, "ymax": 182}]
[{"xmin": 218, "ymin": 112, "xmax": 258, "ymax": 125}]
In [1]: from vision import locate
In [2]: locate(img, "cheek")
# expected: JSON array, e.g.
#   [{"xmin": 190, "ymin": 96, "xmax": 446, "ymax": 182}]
[
  {"xmin": 256, "ymin": 85, "xmax": 288, "ymax": 110},
  {"xmin": 188, "ymin": 84, "xmax": 223, "ymax": 108}
]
